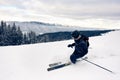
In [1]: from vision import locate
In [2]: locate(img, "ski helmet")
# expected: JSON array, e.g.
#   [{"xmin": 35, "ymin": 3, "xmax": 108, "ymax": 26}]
[{"xmin": 71, "ymin": 30, "xmax": 80, "ymax": 38}]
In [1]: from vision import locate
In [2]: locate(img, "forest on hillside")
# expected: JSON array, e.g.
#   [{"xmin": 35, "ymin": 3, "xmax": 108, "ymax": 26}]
[{"xmin": 0, "ymin": 21, "xmax": 113, "ymax": 46}]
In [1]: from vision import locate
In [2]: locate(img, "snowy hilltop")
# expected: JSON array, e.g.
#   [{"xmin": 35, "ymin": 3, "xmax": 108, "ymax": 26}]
[
  {"xmin": 6, "ymin": 21, "xmax": 104, "ymax": 34},
  {"xmin": 0, "ymin": 30, "xmax": 120, "ymax": 80}
]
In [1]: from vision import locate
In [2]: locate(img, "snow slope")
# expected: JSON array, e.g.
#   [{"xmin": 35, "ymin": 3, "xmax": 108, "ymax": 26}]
[{"xmin": 0, "ymin": 30, "xmax": 120, "ymax": 80}]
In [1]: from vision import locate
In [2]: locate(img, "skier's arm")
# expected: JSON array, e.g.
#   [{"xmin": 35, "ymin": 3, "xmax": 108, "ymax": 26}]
[
  {"xmin": 68, "ymin": 43, "xmax": 75, "ymax": 48},
  {"xmin": 71, "ymin": 43, "xmax": 75, "ymax": 46}
]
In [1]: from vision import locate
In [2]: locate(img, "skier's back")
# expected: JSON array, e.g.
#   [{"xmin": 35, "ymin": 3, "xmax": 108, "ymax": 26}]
[{"xmin": 68, "ymin": 30, "xmax": 89, "ymax": 64}]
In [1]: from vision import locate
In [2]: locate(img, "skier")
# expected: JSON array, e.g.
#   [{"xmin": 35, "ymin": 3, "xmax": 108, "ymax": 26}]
[{"xmin": 68, "ymin": 30, "xmax": 89, "ymax": 64}]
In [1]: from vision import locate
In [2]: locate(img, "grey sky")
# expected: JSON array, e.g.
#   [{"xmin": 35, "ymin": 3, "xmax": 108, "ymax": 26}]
[
  {"xmin": 0, "ymin": 0, "xmax": 120, "ymax": 18},
  {"xmin": 0, "ymin": 0, "xmax": 120, "ymax": 29}
]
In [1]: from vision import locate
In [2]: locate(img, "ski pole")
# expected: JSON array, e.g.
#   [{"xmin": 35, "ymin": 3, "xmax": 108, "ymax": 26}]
[{"xmin": 83, "ymin": 59, "xmax": 115, "ymax": 74}]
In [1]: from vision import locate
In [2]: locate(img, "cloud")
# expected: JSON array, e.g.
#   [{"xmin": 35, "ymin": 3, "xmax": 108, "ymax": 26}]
[
  {"xmin": 0, "ymin": 0, "xmax": 120, "ymax": 21},
  {"xmin": 20, "ymin": 0, "xmax": 120, "ymax": 19},
  {"xmin": 0, "ymin": 0, "xmax": 120, "ymax": 29}
]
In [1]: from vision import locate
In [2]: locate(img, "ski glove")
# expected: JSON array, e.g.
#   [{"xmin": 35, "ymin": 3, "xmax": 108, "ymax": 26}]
[{"xmin": 68, "ymin": 43, "xmax": 75, "ymax": 48}]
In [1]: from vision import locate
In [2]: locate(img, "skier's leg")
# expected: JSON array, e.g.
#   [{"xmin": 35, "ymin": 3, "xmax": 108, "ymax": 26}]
[
  {"xmin": 70, "ymin": 54, "xmax": 77, "ymax": 64},
  {"xmin": 70, "ymin": 50, "xmax": 87, "ymax": 64},
  {"xmin": 70, "ymin": 50, "xmax": 78, "ymax": 64}
]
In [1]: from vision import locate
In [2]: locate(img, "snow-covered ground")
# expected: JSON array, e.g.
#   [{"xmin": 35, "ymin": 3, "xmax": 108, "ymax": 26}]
[{"xmin": 0, "ymin": 30, "xmax": 120, "ymax": 80}]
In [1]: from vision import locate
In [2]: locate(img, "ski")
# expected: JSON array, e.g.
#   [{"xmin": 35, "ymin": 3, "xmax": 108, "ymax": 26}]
[
  {"xmin": 49, "ymin": 62, "xmax": 62, "ymax": 68},
  {"xmin": 47, "ymin": 57, "xmax": 88, "ymax": 71}
]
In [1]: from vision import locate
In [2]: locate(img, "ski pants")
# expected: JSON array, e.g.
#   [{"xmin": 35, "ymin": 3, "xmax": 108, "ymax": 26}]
[{"xmin": 70, "ymin": 50, "xmax": 86, "ymax": 64}]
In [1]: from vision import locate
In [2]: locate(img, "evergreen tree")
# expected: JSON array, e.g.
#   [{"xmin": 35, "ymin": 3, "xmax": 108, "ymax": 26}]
[
  {"xmin": 0, "ymin": 21, "xmax": 6, "ymax": 45},
  {"xmin": 23, "ymin": 33, "xmax": 29, "ymax": 44},
  {"xmin": 28, "ymin": 31, "xmax": 37, "ymax": 43},
  {"xmin": 17, "ymin": 27, "xmax": 23, "ymax": 45},
  {"xmin": 0, "ymin": 21, "xmax": 39, "ymax": 46}
]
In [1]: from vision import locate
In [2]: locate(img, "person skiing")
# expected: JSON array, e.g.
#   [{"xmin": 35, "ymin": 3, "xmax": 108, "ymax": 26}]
[{"xmin": 68, "ymin": 30, "xmax": 89, "ymax": 64}]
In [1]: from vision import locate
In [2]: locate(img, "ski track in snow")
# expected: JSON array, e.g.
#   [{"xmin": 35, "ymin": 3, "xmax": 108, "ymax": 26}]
[{"xmin": 0, "ymin": 30, "xmax": 120, "ymax": 80}]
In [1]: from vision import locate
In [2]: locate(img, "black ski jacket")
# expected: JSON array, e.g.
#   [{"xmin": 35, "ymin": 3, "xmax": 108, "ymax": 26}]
[{"xmin": 71, "ymin": 35, "xmax": 89, "ymax": 56}]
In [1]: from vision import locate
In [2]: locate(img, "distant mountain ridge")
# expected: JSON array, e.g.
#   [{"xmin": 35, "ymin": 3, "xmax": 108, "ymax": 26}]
[{"xmin": 6, "ymin": 21, "xmax": 104, "ymax": 34}]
